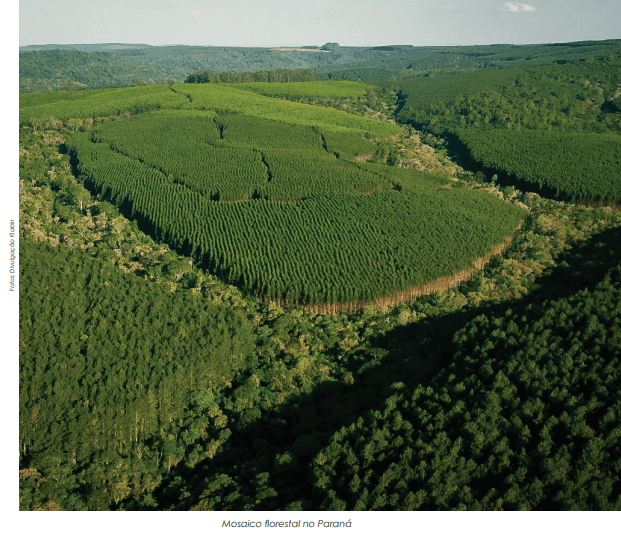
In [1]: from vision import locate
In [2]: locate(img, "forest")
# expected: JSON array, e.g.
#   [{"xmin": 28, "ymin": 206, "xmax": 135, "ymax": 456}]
[
  {"xmin": 63, "ymin": 97, "xmax": 523, "ymax": 307},
  {"xmin": 391, "ymin": 55, "xmax": 621, "ymax": 204},
  {"xmin": 18, "ymin": 40, "xmax": 621, "ymax": 511},
  {"xmin": 19, "ymin": 39, "xmax": 621, "ymax": 92}
]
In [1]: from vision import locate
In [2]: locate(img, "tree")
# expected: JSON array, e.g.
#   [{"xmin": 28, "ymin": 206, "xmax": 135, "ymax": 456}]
[
  {"xmin": 163, "ymin": 259, "xmax": 192, "ymax": 282},
  {"xmin": 30, "ymin": 118, "xmax": 44, "ymax": 133},
  {"xmin": 66, "ymin": 118, "xmax": 83, "ymax": 132},
  {"xmin": 66, "ymin": 184, "xmax": 90, "ymax": 212}
]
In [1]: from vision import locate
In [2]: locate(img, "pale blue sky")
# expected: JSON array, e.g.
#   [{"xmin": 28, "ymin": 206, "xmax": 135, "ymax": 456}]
[{"xmin": 18, "ymin": 0, "xmax": 621, "ymax": 47}]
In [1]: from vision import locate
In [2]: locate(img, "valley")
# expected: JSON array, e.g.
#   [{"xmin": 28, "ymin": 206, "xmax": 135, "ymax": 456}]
[{"xmin": 18, "ymin": 40, "xmax": 621, "ymax": 511}]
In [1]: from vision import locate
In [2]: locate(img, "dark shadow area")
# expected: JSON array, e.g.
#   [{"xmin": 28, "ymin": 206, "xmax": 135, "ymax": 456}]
[
  {"xmin": 62, "ymin": 125, "xmax": 621, "ymax": 510},
  {"xmin": 131, "ymin": 223, "xmax": 621, "ymax": 510},
  {"xmin": 600, "ymin": 100, "xmax": 620, "ymax": 114},
  {"xmin": 440, "ymin": 129, "xmax": 562, "ymax": 199},
  {"xmin": 395, "ymin": 122, "xmax": 619, "ymax": 208},
  {"xmin": 395, "ymin": 123, "xmax": 564, "ymax": 200}
]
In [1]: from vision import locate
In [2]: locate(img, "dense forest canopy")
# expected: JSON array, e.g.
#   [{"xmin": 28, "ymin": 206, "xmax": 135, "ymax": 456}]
[
  {"xmin": 19, "ymin": 39, "xmax": 621, "ymax": 92},
  {"xmin": 18, "ymin": 40, "xmax": 621, "ymax": 511},
  {"xmin": 56, "ymin": 83, "xmax": 523, "ymax": 307},
  {"xmin": 20, "ymin": 240, "xmax": 255, "ymax": 508},
  {"xmin": 391, "ymin": 55, "xmax": 621, "ymax": 205}
]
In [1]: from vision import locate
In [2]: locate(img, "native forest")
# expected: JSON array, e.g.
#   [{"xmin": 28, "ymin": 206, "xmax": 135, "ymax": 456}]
[{"xmin": 19, "ymin": 40, "xmax": 621, "ymax": 510}]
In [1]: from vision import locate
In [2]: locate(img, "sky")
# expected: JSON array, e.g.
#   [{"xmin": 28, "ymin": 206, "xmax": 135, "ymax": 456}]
[{"xmin": 18, "ymin": 0, "xmax": 621, "ymax": 48}]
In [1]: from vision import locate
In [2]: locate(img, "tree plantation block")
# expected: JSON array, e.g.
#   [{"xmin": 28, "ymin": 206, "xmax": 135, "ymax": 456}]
[
  {"xmin": 393, "ymin": 56, "xmax": 621, "ymax": 205},
  {"xmin": 66, "ymin": 110, "xmax": 524, "ymax": 308},
  {"xmin": 19, "ymin": 84, "xmax": 189, "ymax": 125},
  {"xmin": 232, "ymin": 80, "xmax": 376, "ymax": 100},
  {"xmin": 454, "ymin": 129, "xmax": 621, "ymax": 205},
  {"xmin": 18, "ymin": 42, "xmax": 621, "ymax": 511}
]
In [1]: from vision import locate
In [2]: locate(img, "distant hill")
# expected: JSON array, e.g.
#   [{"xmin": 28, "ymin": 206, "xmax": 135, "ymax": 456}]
[
  {"xmin": 19, "ymin": 40, "xmax": 621, "ymax": 93},
  {"xmin": 19, "ymin": 43, "xmax": 155, "ymax": 52}
]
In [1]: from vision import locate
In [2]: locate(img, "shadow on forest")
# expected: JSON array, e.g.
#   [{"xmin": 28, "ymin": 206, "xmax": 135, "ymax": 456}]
[
  {"xmin": 396, "ymin": 117, "xmax": 619, "ymax": 208},
  {"xmin": 439, "ymin": 129, "xmax": 564, "ymax": 201},
  {"xmin": 135, "ymin": 224, "xmax": 621, "ymax": 510},
  {"xmin": 60, "ymin": 119, "xmax": 621, "ymax": 510}
]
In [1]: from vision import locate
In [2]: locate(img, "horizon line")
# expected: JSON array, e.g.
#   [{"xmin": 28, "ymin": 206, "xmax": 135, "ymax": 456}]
[{"xmin": 18, "ymin": 37, "xmax": 621, "ymax": 49}]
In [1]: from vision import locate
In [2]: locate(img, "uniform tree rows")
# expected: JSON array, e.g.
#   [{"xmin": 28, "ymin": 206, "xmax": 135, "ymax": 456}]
[
  {"xmin": 321, "ymin": 131, "xmax": 377, "ymax": 159},
  {"xmin": 174, "ymin": 83, "xmax": 401, "ymax": 137},
  {"xmin": 19, "ymin": 84, "xmax": 189, "ymax": 126},
  {"xmin": 20, "ymin": 80, "xmax": 399, "ymax": 139},
  {"xmin": 67, "ymin": 129, "xmax": 524, "ymax": 306},
  {"xmin": 454, "ymin": 129, "xmax": 621, "ymax": 204},
  {"xmin": 91, "ymin": 114, "xmax": 270, "ymax": 201},
  {"xmin": 87, "ymin": 113, "xmax": 447, "ymax": 202},
  {"xmin": 393, "ymin": 56, "xmax": 621, "ymax": 204},
  {"xmin": 231, "ymin": 81, "xmax": 375, "ymax": 100},
  {"xmin": 257, "ymin": 149, "xmax": 393, "ymax": 200}
]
